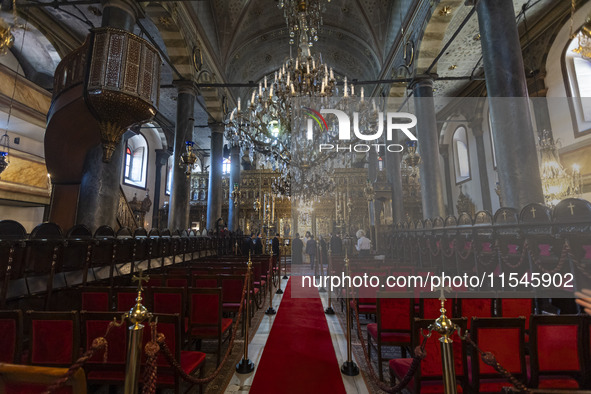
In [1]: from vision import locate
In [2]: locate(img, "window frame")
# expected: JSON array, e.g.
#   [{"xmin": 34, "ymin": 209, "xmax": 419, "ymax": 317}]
[
  {"xmin": 222, "ymin": 158, "xmax": 231, "ymax": 174},
  {"xmin": 122, "ymin": 134, "xmax": 148, "ymax": 190},
  {"xmin": 452, "ymin": 125, "xmax": 472, "ymax": 185}
]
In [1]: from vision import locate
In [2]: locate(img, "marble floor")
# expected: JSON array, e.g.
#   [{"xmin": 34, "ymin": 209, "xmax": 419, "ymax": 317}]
[{"xmin": 223, "ymin": 273, "xmax": 370, "ymax": 394}]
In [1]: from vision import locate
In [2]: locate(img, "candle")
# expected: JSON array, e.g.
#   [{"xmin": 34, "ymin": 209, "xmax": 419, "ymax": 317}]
[
  {"xmin": 330, "ymin": 68, "xmax": 334, "ymax": 79},
  {"xmin": 291, "ymin": 83, "xmax": 295, "ymax": 94},
  {"xmin": 344, "ymin": 77, "xmax": 348, "ymax": 97},
  {"xmin": 269, "ymin": 84, "xmax": 274, "ymax": 97},
  {"xmin": 230, "ymin": 110, "xmax": 234, "ymax": 121},
  {"xmin": 361, "ymin": 87, "xmax": 364, "ymax": 100},
  {"xmin": 296, "ymin": 59, "xmax": 299, "ymax": 69},
  {"xmin": 237, "ymin": 98, "xmax": 241, "ymax": 111},
  {"xmin": 312, "ymin": 59, "xmax": 315, "ymax": 69},
  {"xmin": 287, "ymin": 74, "xmax": 290, "ymax": 85},
  {"xmin": 351, "ymin": 84, "xmax": 354, "ymax": 95},
  {"xmin": 307, "ymin": 62, "xmax": 310, "ymax": 74},
  {"xmin": 325, "ymin": 64, "xmax": 328, "ymax": 75},
  {"xmin": 259, "ymin": 83, "xmax": 262, "ymax": 96},
  {"xmin": 251, "ymin": 90, "xmax": 256, "ymax": 103},
  {"xmin": 264, "ymin": 76, "xmax": 267, "ymax": 89}
]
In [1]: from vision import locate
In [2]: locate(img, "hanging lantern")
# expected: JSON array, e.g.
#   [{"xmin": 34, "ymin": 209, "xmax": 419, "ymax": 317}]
[
  {"xmin": 180, "ymin": 141, "xmax": 197, "ymax": 176},
  {"xmin": 0, "ymin": 132, "xmax": 10, "ymax": 176}
]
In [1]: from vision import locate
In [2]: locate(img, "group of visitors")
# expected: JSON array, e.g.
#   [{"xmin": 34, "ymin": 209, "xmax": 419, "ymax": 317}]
[{"xmin": 290, "ymin": 230, "xmax": 372, "ymax": 270}]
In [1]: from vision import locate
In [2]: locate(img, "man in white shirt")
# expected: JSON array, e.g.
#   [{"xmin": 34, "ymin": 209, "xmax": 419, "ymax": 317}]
[{"xmin": 355, "ymin": 229, "xmax": 371, "ymax": 256}]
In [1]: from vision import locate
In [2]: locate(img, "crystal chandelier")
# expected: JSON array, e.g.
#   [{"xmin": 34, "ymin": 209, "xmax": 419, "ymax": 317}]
[
  {"xmin": 538, "ymin": 129, "xmax": 581, "ymax": 206},
  {"xmin": 277, "ymin": 0, "xmax": 328, "ymax": 47}
]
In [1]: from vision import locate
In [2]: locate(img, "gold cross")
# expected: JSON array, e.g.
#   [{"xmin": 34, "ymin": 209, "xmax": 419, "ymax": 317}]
[
  {"xmin": 502, "ymin": 211, "xmax": 507, "ymax": 221},
  {"xmin": 132, "ymin": 268, "xmax": 150, "ymax": 293},
  {"xmin": 568, "ymin": 203, "xmax": 575, "ymax": 215},
  {"xmin": 530, "ymin": 206, "xmax": 536, "ymax": 218}
]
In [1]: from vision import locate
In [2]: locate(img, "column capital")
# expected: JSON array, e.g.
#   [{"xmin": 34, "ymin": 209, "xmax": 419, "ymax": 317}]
[
  {"xmin": 209, "ymin": 122, "xmax": 226, "ymax": 134},
  {"xmin": 173, "ymin": 80, "xmax": 197, "ymax": 96},
  {"xmin": 409, "ymin": 74, "xmax": 437, "ymax": 91},
  {"xmin": 155, "ymin": 148, "xmax": 172, "ymax": 166}
]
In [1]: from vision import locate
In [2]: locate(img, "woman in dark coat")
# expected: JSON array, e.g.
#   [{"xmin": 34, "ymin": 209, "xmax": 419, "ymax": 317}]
[{"xmin": 291, "ymin": 233, "xmax": 303, "ymax": 265}]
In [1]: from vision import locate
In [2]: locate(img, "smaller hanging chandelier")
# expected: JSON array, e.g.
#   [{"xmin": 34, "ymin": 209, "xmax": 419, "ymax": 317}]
[
  {"xmin": 278, "ymin": 0, "xmax": 327, "ymax": 47},
  {"xmin": 180, "ymin": 141, "xmax": 197, "ymax": 176},
  {"xmin": 0, "ymin": 131, "xmax": 10, "ymax": 176},
  {"xmin": 538, "ymin": 129, "xmax": 581, "ymax": 206}
]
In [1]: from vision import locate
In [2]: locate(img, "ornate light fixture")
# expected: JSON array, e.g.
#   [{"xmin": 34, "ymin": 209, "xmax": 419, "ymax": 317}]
[
  {"xmin": 538, "ymin": 130, "xmax": 581, "ymax": 206},
  {"xmin": 277, "ymin": 0, "xmax": 328, "ymax": 47},
  {"xmin": 538, "ymin": 129, "xmax": 581, "ymax": 206},
  {"xmin": 180, "ymin": 141, "xmax": 198, "ymax": 176},
  {"xmin": 0, "ymin": 18, "xmax": 14, "ymax": 56},
  {"xmin": 0, "ymin": 131, "xmax": 10, "ymax": 176}
]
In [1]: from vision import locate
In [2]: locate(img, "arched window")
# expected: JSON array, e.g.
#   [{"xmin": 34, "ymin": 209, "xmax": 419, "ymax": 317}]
[
  {"xmin": 223, "ymin": 158, "xmax": 231, "ymax": 174},
  {"xmin": 452, "ymin": 126, "xmax": 471, "ymax": 184},
  {"xmin": 123, "ymin": 134, "xmax": 148, "ymax": 188},
  {"xmin": 564, "ymin": 30, "xmax": 591, "ymax": 134},
  {"xmin": 165, "ymin": 155, "xmax": 173, "ymax": 195}
]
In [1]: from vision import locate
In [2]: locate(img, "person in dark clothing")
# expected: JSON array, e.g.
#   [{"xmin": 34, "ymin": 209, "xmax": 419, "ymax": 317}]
[
  {"xmin": 306, "ymin": 234, "xmax": 317, "ymax": 273},
  {"xmin": 272, "ymin": 233, "xmax": 280, "ymax": 256},
  {"xmin": 292, "ymin": 233, "xmax": 303, "ymax": 265},
  {"xmin": 330, "ymin": 233, "xmax": 343, "ymax": 254},
  {"xmin": 254, "ymin": 232, "xmax": 263, "ymax": 255},
  {"xmin": 319, "ymin": 235, "xmax": 328, "ymax": 270}
]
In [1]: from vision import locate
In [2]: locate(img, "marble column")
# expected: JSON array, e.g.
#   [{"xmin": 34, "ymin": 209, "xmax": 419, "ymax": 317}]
[
  {"xmin": 76, "ymin": 0, "xmax": 138, "ymax": 232},
  {"xmin": 152, "ymin": 149, "xmax": 171, "ymax": 229},
  {"xmin": 472, "ymin": 127, "xmax": 493, "ymax": 213},
  {"xmin": 384, "ymin": 135, "xmax": 404, "ymax": 224},
  {"xmin": 168, "ymin": 82, "xmax": 195, "ymax": 231},
  {"xmin": 228, "ymin": 144, "xmax": 241, "ymax": 231},
  {"xmin": 411, "ymin": 77, "xmax": 446, "ymax": 219},
  {"xmin": 439, "ymin": 144, "xmax": 454, "ymax": 216},
  {"xmin": 476, "ymin": 0, "xmax": 544, "ymax": 208},
  {"xmin": 206, "ymin": 123, "xmax": 224, "ymax": 231}
]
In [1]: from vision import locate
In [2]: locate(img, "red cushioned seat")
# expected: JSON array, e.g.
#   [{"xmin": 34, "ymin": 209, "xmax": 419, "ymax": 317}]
[
  {"xmin": 188, "ymin": 288, "xmax": 233, "ymax": 366},
  {"xmin": 0, "ymin": 311, "xmax": 22, "ymax": 364},
  {"xmin": 368, "ymin": 292, "xmax": 414, "ymax": 381},
  {"xmin": 529, "ymin": 315, "xmax": 584, "ymax": 389},
  {"xmin": 25, "ymin": 311, "xmax": 79, "ymax": 368},
  {"xmin": 390, "ymin": 318, "xmax": 467, "ymax": 393}
]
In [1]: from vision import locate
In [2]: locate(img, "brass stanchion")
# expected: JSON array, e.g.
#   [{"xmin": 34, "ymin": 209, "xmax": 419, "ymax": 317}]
[
  {"xmin": 236, "ymin": 256, "xmax": 255, "ymax": 373},
  {"xmin": 124, "ymin": 269, "xmax": 152, "ymax": 394},
  {"xmin": 265, "ymin": 256, "xmax": 276, "ymax": 315},
  {"xmin": 429, "ymin": 294, "xmax": 458, "ymax": 394},
  {"xmin": 325, "ymin": 249, "xmax": 335, "ymax": 315},
  {"xmin": 276, "ymin": 251, "xmax": 283, "ymax": 295},
  {"xmin": 341, "ymin": 251, "xmax": 359, "ymax": 376},
  {"xmin": 282, "ymin": 244, "xmax": 288, "ymax": 279}
]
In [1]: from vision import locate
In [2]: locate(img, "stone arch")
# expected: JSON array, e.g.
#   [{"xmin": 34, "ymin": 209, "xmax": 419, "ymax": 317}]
[
  {"xmin": 144, "ymin": 2, "xmax": 194, "ymax": 80},
  {"xmin": 415, "ymin": 0, "xmax": 465, "ymax": 74}
]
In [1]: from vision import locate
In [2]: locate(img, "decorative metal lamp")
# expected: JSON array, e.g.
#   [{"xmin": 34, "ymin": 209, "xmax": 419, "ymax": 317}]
[
  {"xmin": 180, "ymin": 141, "xmax": 197, "ymax": 176},
  {"xmin": 0, "ymin": 131, "xmax": 9, "ymax": 176},
  {"xmin": 0, "ymin": 17, "xmax": 14, "ymax": 56}
]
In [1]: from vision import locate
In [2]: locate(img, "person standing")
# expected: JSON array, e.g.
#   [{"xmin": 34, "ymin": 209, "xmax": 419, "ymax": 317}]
[
  {"xmin": 292, "ymin": 233, "xmax": 303, "ymax": 265},
  {"xmin": 355, "ymin": 229, "xmax": 371, "ymax": 256},
  {"xmin": 254, "ymin": 232, "xmax": 263, "ymax": 255},
  {"xmin": 330, "ymin": 233, "xmax": 343, "ymax": 254},
  {"xmin": 306, "ymin": 234, "xmax": 318, "ymax": 274}
]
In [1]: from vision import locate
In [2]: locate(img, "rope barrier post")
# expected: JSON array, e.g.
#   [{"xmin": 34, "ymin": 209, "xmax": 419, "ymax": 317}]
[
  {"xmin": 341, "ymin": 251, "xmax": 359, "ymax": 376},
  {"xmin": 429, "ymin": 292, "xmax": 458, "ymax": 394},
  {"xmin": 124, "ymin": 269, "xmax": 152, "ymax": 394},
  {"xmin": 236, "ymin": 256, "xmax": 255, "ymax": 374},
  {"xmin": 325, "ymin": 248, "xmax": 335, "ymax": 315},
  {"xmin": 282, "ymin": 243, "xmax": 288, "ymax": 279},
  {"xmin": 276, "ymin": 249, "xmax": 283, "ymax": 294},
  {"xmin": 265, "ymin": 255, "xmax": 277, "ymax": 315}
]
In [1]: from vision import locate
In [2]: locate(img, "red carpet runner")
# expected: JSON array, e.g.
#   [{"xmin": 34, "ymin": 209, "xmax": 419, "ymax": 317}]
[{"xmin": 249, "ymin": 277, "xmax": 347, "ymax": 394}]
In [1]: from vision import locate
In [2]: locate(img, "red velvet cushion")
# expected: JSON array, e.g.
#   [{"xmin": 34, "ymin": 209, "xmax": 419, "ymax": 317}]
[
  {"xmin": 538, "ymin": 377, "xmax": 580, "ymax": 389},
  {"xmin": 0, "ymin": 319, "xmax": 16, "ymax": 363},
  {"xmin": 190, "ymin": 294, "xmax": 220, "ymax": 325},
  {"xmin": 116, "ymin": 292, "xmax": 137, "ymax": 312},
  {"xmin": 379, "ymin": 298, "xmax": 412, "ymax": 331},
  {"xmin": 461, "ymin": 299, "xmax": 493, "ymax": 328},
  {"xmin": 4, "ymin": 383, "xmax": 73, "ymax": 394},
  {"xmin": 367, "ymin": 323, "xmax": 411, "ymax": 344},
  {"xmin": 82, "ymin": 292, "xmax": 110, "ymax": 311},
  {"xmin": 85, "ymin": 320, "xmax": 126, "ymax": 364},
  {"xmin": 357, "ymin": 304, "xmax": 376, "ymax": 314},
  {"xmin": 477, "ymin": 327, "xmax": 522, "ymax": 374},
  {"xmin": 153, "ymin": 293, "xmax": 183, "ymax": 314},
  {"xmin": 190, "ymin": 318, "xmax": 232, "ymax": 338},
  {"xmin": 420, "ymin": 330, "xmax": 464, "ymax": 377},
  {"xmin": 179, "ymin": 350, "xmax": 206, "ymax": 373},
  {"xmin": 500, "ymin": 299, "xmax": 532, "ymax": 329},
  {"xmin": 222, "ymin": 279, "xmax": 244, "ymax": 303},
  {"xmin": 536, "ymin": 325, "xmax": 580, "ymax": 372},
  {"xmin": 31, "ymin": 320, "xmax": 74, "ymax": 365}
]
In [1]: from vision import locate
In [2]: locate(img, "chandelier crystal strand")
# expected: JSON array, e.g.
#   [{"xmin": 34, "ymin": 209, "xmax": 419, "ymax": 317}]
[{"xmin": 278, "ymin": 0, "xmax": 327, "ymax": 47}]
